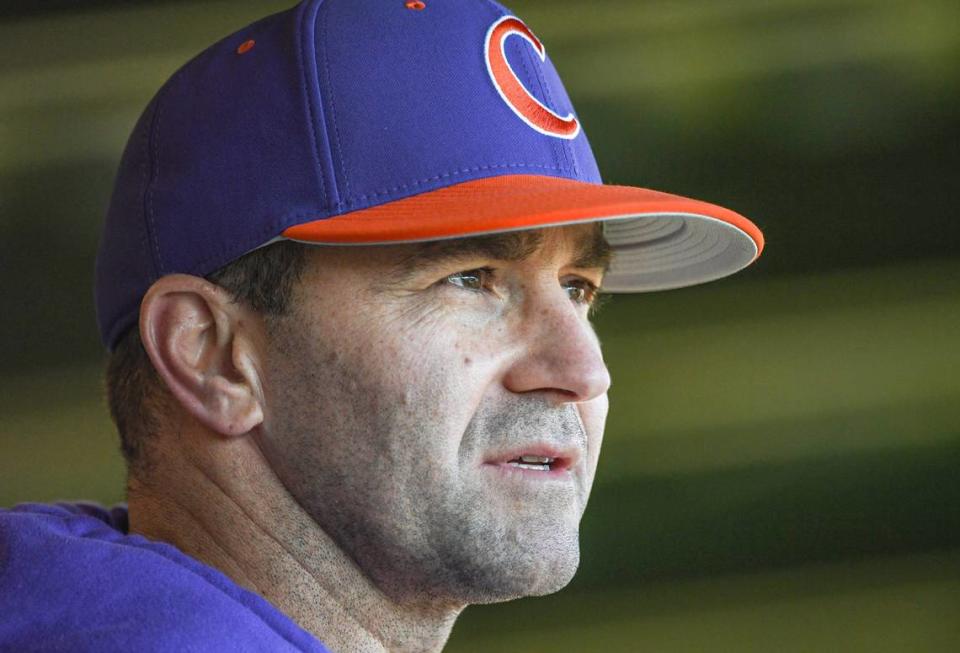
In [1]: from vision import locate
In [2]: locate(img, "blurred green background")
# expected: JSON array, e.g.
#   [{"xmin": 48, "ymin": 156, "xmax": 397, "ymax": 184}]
[{"xmin": 1, "ymin": 0, "xmax": 958, "ymax": 650}]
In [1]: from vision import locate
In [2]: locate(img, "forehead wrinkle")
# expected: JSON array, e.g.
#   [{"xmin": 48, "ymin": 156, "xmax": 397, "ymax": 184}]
[
  {"xmin": 390, "ymin": 223, "xmax": 611, "ymax": 281},
  {"xmin": 393, "ymin": 231, "xmax": 545, "ymax": 280}
]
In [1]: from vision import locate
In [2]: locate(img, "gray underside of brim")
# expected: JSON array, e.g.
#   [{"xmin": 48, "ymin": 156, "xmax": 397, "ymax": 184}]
[
  {"xmin": 274, "ymin": 210, "xmax": 759, "ymax": 294},
  {"xmin": 600, "ymin": 213, "xmax": 759, "ymax": 292}
]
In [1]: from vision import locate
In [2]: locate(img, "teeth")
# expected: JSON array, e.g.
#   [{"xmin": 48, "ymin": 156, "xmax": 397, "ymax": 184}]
[
  {"xmin": 519, "ymin": 455, "xmax": 554, "ymax": 464},
  {"xmin": 502, "ymin": 454, "xmax": 556, "ymax": 471},
  {"xmin": 507, "ymin": 462, "xmax": 550, "ymax": 471}
]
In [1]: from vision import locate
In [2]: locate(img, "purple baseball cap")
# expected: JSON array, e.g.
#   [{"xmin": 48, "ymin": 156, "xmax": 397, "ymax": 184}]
[{"xmin": 95, "ymin": 0, "xmax": 764, "ymax": 350}]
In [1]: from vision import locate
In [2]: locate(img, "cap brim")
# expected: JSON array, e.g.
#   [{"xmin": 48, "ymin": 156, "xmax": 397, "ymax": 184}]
[{"xmin": 282, "ymin": 175, "xmax": 764, "ymax": 292}]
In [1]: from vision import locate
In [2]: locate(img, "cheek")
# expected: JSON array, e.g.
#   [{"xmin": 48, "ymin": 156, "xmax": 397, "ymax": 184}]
[
  {"xmin": 270, "ymin": 297, "xmax": 512, "ymax": 468},
  {"xmin": 383, "ymin": 310, "xmax": 508, "ymax": 407}
]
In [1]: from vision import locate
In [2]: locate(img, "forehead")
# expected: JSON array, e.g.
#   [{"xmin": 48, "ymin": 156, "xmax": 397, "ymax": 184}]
[
  {"xmin": 295, "ymin": 223, "xmax": 612, "ymax": 293},
  {"xmin": 393, "ymin": 223, "xmax": 612, "ymax": 277}
]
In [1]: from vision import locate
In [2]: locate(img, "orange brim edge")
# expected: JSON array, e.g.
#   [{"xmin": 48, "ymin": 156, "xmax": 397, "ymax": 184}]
[{"xmin": 283, "ymin": 175, "xmax": 764, "ymax": 257}]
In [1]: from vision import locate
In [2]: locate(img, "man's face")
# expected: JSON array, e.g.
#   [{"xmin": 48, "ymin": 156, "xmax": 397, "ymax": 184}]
[{"xmin": 258, "ymin": 224, "xmax": 611, "ymax": 605}]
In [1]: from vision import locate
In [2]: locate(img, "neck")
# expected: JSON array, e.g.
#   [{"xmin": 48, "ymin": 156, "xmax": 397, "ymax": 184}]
[{"xmin": 127, "ymin": 431, "xmax": 462, "ymax": 653}]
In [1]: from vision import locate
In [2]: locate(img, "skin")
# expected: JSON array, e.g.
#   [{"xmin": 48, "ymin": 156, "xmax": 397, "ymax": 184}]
[{"xmin": 129, "ymin": 223, "xmax": 611, "ymax": 653}]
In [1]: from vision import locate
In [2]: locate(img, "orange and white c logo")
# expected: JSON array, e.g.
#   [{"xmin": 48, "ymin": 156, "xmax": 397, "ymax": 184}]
[{"xmin": 484, "ymin": 16, "xmax": 581, "ymax": 140}]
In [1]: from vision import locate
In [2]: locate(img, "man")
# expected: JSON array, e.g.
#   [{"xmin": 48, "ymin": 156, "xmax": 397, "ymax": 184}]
[{"xmin": 0, "ymin": 0, "xmax": 763, "ymax": 650}]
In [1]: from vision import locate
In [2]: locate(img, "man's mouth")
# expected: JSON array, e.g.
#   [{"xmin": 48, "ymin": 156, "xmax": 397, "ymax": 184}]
[
  {"xmin": 485, "ymin": 446, "xmax": 578, "ymax": 477},
  {"xmin": 506, "ymin": 454, "xmax": 556, "ymax": 471}
]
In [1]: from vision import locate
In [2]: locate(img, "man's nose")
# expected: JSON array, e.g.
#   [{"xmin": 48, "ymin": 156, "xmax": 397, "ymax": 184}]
[{"xmin": 501, "ymin": 288, "xmax": 612, "ymax": 405}]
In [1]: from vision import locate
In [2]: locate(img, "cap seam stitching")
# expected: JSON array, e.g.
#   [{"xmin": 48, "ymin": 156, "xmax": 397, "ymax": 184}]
[
  {"xmin": 298, "ymin": 0, "xmax": 330, "ymax": 209},
  {"xmin": 137, "ymin": 102, "xmax": 158, "ymax": 283},
  {"xmin": 339, "ymin": 162, "xmax": 565, "ymax": 207},
  {"xmin": 533, "ymin": 52, "xmax": 578, "ymax": 178},
  {"xmin": 517, "ymin": 40, "xmax": 568, "ymax": 175},
  {"xmin": 320, "ymin": 1, "xmax": 350, "ymax": 203},
  {"xmin": 146, "ymin": 93, "xmax": 165, "ymax": 277},
  {"xmin": 522, "ymin": 45, "xmax": 563, "ymax": 174}
]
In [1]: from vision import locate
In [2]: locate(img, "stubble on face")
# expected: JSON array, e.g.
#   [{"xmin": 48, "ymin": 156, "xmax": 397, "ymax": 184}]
[{"xmin": 258, "ymin": 231, "xmax": 606, "ymax": 607}]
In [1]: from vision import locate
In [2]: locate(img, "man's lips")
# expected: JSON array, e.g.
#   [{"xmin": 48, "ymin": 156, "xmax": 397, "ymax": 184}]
[{"xmin": 482, "ymin": 443, "xmax": 580, "ymax": 478}]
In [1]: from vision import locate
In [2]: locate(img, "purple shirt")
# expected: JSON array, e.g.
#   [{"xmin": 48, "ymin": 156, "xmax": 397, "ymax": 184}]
[{"xmin": 0, "ymin": 502, "xmax": 331, "ymax": 652}]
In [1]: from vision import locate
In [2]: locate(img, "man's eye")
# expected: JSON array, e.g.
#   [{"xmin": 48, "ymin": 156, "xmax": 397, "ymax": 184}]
[
  {"xmin": 564, "ymin": 279, "xmax": 599, "ymax": 306},
  {"xmin": 444, "ymin": 268, "xmax": 493, "ymax": 292}
]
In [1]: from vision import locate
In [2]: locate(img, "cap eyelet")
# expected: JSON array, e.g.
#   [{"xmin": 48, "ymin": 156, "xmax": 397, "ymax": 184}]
[
  {"xmin": 405, "ymin": 1, "xmax": 426, "ymax": 10},
  {"xmin": 237, "ymin": 39, "xmax": 256, "ymax": 55}
]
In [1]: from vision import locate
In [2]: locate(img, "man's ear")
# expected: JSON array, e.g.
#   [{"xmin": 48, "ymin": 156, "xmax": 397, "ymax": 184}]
[{"xmin": 139, "ymin": 274, "xmax": 266, "ymax": 437}]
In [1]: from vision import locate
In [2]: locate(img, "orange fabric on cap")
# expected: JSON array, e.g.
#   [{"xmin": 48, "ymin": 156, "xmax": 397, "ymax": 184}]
[{"xmin": 283, "ymin": 175, "xmax": 764, "ymax": 255}]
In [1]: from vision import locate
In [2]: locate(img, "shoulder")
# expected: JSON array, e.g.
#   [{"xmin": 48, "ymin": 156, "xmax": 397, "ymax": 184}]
[{"xmin": 0, "ymin": 503, "xmax": 329, "ymax": 652}]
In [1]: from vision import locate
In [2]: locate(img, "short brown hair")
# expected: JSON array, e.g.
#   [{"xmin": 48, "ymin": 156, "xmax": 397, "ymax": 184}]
[{"xmin": 104, "ymin": 240, "xmax": 307, "ymax": 474}]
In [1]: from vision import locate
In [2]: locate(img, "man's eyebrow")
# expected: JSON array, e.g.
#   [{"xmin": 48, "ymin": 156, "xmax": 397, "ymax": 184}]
[
  {"xmin": 392, "ymin": 224, "xmax": 612, "ymax": 281},
  {"xmin": 395, "ymin": 230, "xmax": 543, "ymax": 275},
  {"xmin": 570, "ymin": 224, "xmax": 613, "ymax": 274}
]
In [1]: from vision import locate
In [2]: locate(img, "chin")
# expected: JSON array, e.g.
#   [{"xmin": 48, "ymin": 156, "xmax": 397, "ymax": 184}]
[
  {"xmin": 454, "ymin": 535, "xmax": 582, "ymax": 605},
  {"xmin": 517, "ymin": 551, "xmax": 581, "ymax": 598},
  {"xmin": 470, "ymin": 560, "xmax": 580, "ymax": 605}
]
